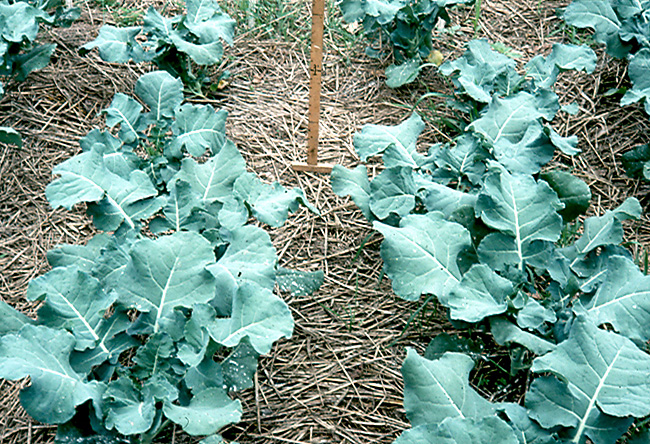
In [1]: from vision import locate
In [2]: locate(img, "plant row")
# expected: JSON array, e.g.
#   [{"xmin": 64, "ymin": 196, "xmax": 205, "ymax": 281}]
[
  {"xmin": 0, "ymin": 68, "xmax": 321, "ymax": 444},
  {"xmin": 333, "ymin": 39, "xmax": 650, "ymax": 444}
]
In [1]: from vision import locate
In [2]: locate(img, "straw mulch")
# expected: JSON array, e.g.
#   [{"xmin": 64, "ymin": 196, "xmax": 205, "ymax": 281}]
[{"xmin": 1, "ymin": 0, "xmax": 648, "ymax": 443}]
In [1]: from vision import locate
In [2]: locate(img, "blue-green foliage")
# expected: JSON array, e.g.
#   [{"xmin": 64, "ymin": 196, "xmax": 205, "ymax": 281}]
[
  {"xmin": 564, "ymin": 0, "xmax": 650, "ymax": 115},
  {"xmin": 333, "ymin": 40, "xmax": 650, "ymax": 443},
  {"xmin": 0, "ymin": 0, "xmax": 79, "ymax": 95},
  {"xmin": 0, "ymin": 70, "xmax": 322, "ymax": 444},
  {"xmin": 81, "ymin": 0, "xmax": 235, "ymax": 92},
  {"xmin": 338, "ymin": 0, "xmax": 473, "ymax": 87},
  {"xmin": 0, "ymin": 126, "xmax": 21, "ymax": 146},
  {"xmin": 0, "ymin": 0, "xmax": 79, "ymax": 147}
]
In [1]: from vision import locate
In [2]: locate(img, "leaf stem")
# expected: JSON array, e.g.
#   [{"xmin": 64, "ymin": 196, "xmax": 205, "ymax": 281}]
[{"xmin": 140, "ymin": 419, "xmax": 171, "ymax": 444}]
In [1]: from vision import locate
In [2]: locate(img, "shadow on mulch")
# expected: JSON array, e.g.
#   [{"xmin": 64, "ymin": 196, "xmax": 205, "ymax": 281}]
[{"xmin": 1, "ymin": 1, "xmax": 649, "ymax": 443}]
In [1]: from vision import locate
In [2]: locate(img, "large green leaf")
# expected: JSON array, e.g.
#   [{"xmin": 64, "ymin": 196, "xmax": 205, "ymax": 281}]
[
  {"xmin": 401, "ymin": 349, "xmax": 495, "ymax": 426},
  {"xmin": 132, "ymin": 333, "xmax": 176, "ymax": 379},
  {"xmin": 91, "ymin": 233, "xmax": 134, "ymax": 291},
  {"xmin": 170, "ymin": 34, "xmax": 223, "ymax": 65},
  {"xmin": 168, "ymin": 104, "xmax": 228, "ymax": 157},
  {"xmin": 468, "ymin": 93, "xmax": 551, "ymax": 174},
  {"xmin": 349, "ymin": 0, "xmax": 404, "ymax": 25},
  {"xmin": 476, "ymin": 164, "xmax": 563, "ymax": 270},
  {"xmin": 104, "ymin": 378, "xmax": 156, "ymax": 435},
  {"xmin": 174, "ymin": 140, "xmax": 246, "ymax": 204},
  {"xmin": 276, "ymin": 267, "xmax": 325, "ymax": 297},
  {"xmin": 374, "ymin": 213, "xmax": 471, "ymax": 300},
  {"xmin": 621, "ymin": 143, "xmax": 650, "ymax": 179},
  {"xmin": 78, "ymin": 130, "xmax": 138, "ymax": 178},
  {"xmin": 331, "ymin": 165, "xmax": 372, "ymax": 220},
  {"xmin": 529, "ymin": 376, "xmax": 632, "ymax": 444},
  {"xmin": 394, "ymin": 416, "xmax": 519, "ymax": 444},
  {"xmin": 517, "ymin": 296, "xmax": 556, "ymax": 330},
  {"xmin": 26, "ymin": 266, "xmax": 115, "ymax": 352},
  {"xmin": 134, "ymin": 71, "xmax": 184, "ymax": 122},
  {"xmin": 368, "ymin": 167, "xmax": 417, "ymax": 220},
  {"xmin": 199, "ymin": 435, "xmax": 229, "ymax": 444},
  {"xmin": 163, "ymin": 388, "xmax": 241, "ymax": 436},
  {"xmin": 0, "ymin": 325, "xmax": 104, "ymax": 424},
  {"xmin": 621, "ymin": 48, "xmax": 650, "ymax": 115},
  {"xmin": 528, "ymin": 317, "xmax": 650, "ymax": 443},
  {"xmin": 184, "ymin": 12, "xmax": 235, "ymax": 45},
  {"xmin": 0, "ymin": 2, "xmax": 44, "ymax": 42},
  {"xmin": 581, "ymin": 255, "xmax": 650, "ymax": 344},
  {"xmin": 0, "ymin": 299, "xmax": 34, "ymax": 335},
  {"xmin": 419, "ymin": 180, "xmax": 478, "ymax": 218},
  {"xmin": 540, "ymin": 170, "xmax": 591, "ymax": 222},
  {"xmin": 429, "ymin": 135, "xmax": 487, "ymax": 184},
  {"xmin": 12, "ymin": 44, "xmax": 56, "ymax": 81},
  {"xmin": 46, "ymin": 150, "xmax": 160, "ymax": 230},
  {"xmin": 70, "ymin": 310, "xmax": 138, "ymax": 374},
  {"xmin": 619, "ymin": 9, "xmax": 650, "ymax": 46},
  {"xmin": 385, "ymin": 58, "xmax": 421, "ymax": 88},
  {"xmin": 208, "ymin": 225, "xmax": 277, "ymax": 291},
  {"xmin": 526, "ymin": 44, "xmax": 597, "ymax": 90},
  {"xmin": 499, "ymin": 403, "xmax": 559, "ymax": 444},
  {"xmin": 80, "ymin": 25, "xmax": 148, "ymax": 63},
  {"xmin": 353, "ymin": 112, "xmax": 424, "ymax": 163},
  {"xmin": 142, "ymin": 6, "xmax": 180, "ymax": 41},
  {"xmin": 564, "ymin": 0, "xmax": 630, "ymax": 58},
  {"xmin": 439, "ymin": 39, "xmax": 519, "ymax": 103},
  {"xmin": 117, "ymin": 231, "xmax": 217, "ymax": 333},
  {"xmin": 440, "ymin": 264, "xmax": 514, "ymax": 322},
  {"xmin": 221, "ymin": 340, "xmax": 259, "ymax": 392},
  {"xmin": 490, "ymin": 317, "xmax": 556, "ymax": 356},
  {"xmin": 47, "ymin": 234, "xmax": 121, "ymax": 281},
  {"xmin": 338, "ymin": 0, "xmax": 365, "ymax": 22},
  {"xmin": 570, "ymin": 245, "xmax": 632, "ymax": 293},
  {"xmin": 157, "ymin": 180, "xmax": 202, "ymax": 232},
  {"xmin": 612, "ymin": 0, "xmax": 650, "ymax": 19},
  {"xmin": 206, "ymin": 282, "xmax": 293, "ymax": 354},
  {"xmin": 572, "ymin": 197, "xmax": 641, "ymax": 257},
  {"xmin": 176, "ymin": 305, "xmax": 210, "ymax": 368},
  {"xmin": 102, "ymin": 93, "xmax": 147, "ymax": 144},
  {"xmin": 185, "ymin": 0, "xmax": 223, "ymax": 23},
  {"xmin": 233, "ymin": 173, "xmax": 316, "ymax": 227},
  {"xmin": 185, "ymin": 354, "xmax": 224, "ymax": 393}
]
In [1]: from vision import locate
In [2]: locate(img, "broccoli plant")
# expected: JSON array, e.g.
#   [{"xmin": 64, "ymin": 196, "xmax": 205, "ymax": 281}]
[
  {"xmin": 333, "ymin": 40, "xmax": 650, "ymax": 443},
  {"xmin": 564, "ymin": 1, "xmax": 650, "ymax": 211},
  {"xmin": 81, "ymin": 0, "xmax": 235, "ymax": 94},
  {"xmin": 338, "ymin": 0, "xmax": 473, "ymax": 88},
  {"xmin": 0, "ymin": 0, "xmax": 79, "ymax": 95},
  {"xmin": 0, "ymin": 70, "xmax": 322, "ymax": 444},
  {"xmin": 0, "ymin": 0, "xmax": 79, "ymax": 145},
  {"xmin": 564, "ymin": 0, "xmax": 650, "ymax": 114}
]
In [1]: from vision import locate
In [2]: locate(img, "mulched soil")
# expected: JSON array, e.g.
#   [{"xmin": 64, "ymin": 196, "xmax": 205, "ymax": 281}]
[{"xmin": 1, "ymin": 0, "xmax": 649, "ymax": 443}]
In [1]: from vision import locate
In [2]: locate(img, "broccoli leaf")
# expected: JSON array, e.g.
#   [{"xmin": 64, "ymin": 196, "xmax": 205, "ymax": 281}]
[
  {"xmin": 205, "ymin": 281, "xmax": 293, "ymax": 354},
  {"xmin": 117, "ymin": 231, "xmax": 217, "ymax": 333},
  {"xmin": 163, "ymin": 388, "xmax": 241, "ymax": 436},
  {"xmin": 374, "ymin": 213, "xmax": 470, "ymax": 300},
  {"xmin": 0, "ymin": 325, "xmax": 104, "ymax": 424},
  {"xmin": 621, "ymin": 48, "xmax": 650, "ymax": 115},
  {"xmin": 529, "ymin": 317, "xmax": 650, "ymax": 443}
]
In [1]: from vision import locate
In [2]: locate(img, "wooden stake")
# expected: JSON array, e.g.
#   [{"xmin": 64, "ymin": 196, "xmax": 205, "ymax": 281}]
[{"xmin": 291, "ymin": 0, "xmax": 333, "ymax": 173}]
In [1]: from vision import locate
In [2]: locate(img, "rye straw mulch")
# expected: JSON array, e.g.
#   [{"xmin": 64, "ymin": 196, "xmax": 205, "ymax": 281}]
[{"xmin": 1, "ymin": 1, "xmax": 648, "ymax": 443}]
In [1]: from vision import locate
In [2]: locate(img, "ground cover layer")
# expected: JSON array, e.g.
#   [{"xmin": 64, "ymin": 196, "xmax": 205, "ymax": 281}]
[{"xmin": 1, "ymin": 0, "xmax": 649, "ymax": 442}]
